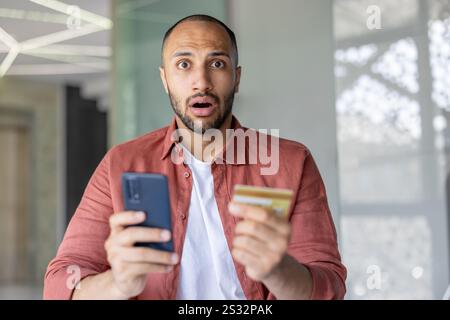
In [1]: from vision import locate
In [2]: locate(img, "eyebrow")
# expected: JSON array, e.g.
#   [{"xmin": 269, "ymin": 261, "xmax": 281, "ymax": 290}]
[
  {"xmin": 172, "ymin": 51, "xmax": 192, "ymax": 58},
  {"xmin": 208, "ymin": 51, "xmax": 230, "ymax": 58},
  {"xmin": 171, "ymin": 50, "xmax": 230, "ymax": 59}
]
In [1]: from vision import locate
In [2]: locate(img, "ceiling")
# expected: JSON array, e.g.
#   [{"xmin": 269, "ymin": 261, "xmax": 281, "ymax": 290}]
[{"xmin": 0, "ymin": 0, "xmax": 111, "ymax": 85}]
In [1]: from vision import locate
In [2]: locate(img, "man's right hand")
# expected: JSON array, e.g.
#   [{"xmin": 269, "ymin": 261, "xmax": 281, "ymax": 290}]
[{"xmin": 104, "ymin": 211, "xmax": 178, "ymax": 299}]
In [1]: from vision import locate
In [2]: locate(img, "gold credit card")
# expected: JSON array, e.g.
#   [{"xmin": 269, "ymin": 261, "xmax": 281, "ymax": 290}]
[{"xmin": 232, "ymin": 184, "xmax": 294, "ymax": 219}]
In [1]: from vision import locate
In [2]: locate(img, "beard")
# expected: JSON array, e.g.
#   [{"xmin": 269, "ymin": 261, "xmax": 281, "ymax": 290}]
[{"xmin": 168, "ymin": 87, "xmax": 235, "ymax": 134}]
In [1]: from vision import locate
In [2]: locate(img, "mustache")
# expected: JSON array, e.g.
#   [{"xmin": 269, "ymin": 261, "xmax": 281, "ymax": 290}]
[{"xmin": 186, "ymin": 92, "xmax": 220, "ymax": 105}]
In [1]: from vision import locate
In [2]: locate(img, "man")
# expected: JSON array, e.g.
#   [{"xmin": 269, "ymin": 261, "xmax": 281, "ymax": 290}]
[{"xmin": 44, "ymin": 14, "xmax": 346, "ymax": 300}]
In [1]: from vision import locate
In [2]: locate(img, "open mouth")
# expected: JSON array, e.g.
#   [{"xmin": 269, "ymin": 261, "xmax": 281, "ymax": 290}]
[
  {"xmin": 192, "ymin": 102, "xmax": 212, "ymax": 108},
  {"xmin": 188, "ymin": 95, "xmax": 218, "ymax": 117},
  {"xmin": 189, "ymin": 102, "xmax": 216, "ymax": 117}
]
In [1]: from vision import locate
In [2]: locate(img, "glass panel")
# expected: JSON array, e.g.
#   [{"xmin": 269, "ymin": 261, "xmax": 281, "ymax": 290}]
[
  {"xmin": 334, "ymin": 0, "xmax": 450, "ymax": 299},
  {"xmin": 342, "ymin": 215, "xmax": 432, "ymax": 299},
  {"xmin": 334, "ymin": 0, "xmax": 419, "ymax": 41},
  {"xmin": 335, "ymin": 39, "xmax": 422, "ymax": 204}
]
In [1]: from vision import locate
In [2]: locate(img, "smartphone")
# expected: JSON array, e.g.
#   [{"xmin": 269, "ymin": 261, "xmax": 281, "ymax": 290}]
[{"xmin": 122, "ymin": 172, "xmax": 173, "ymax": 252}]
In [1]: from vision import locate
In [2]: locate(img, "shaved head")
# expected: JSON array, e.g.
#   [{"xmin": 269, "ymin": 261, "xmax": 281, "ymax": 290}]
[{"xmin": 161, "ymin": 14, "xmax": 239, "ymax": 67}]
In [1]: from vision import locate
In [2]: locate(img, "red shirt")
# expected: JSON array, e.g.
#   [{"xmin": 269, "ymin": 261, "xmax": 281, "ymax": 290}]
[{"xmin": 44, "ymin": 116, "xmax": 346, "ymax": 300}]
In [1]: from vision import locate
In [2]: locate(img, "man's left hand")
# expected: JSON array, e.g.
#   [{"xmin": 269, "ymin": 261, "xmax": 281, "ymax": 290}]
[{"xmin": 228, "ymin": 202, "xmax": 292, "ymax": 282}]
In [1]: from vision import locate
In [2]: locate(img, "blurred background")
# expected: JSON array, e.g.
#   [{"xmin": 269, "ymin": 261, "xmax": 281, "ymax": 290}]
[{"xmin": 0, "ymin": 0, "xmax": 449, "ymax": 300}]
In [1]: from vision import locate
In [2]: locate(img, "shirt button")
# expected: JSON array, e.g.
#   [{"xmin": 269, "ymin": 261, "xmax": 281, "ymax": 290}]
[{"xmin": 183, "ymin": 171, "xmax": 190, "ymax": 178}]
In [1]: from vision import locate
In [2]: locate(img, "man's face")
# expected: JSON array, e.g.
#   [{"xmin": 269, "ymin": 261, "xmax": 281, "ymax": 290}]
[{"xmin": 160, "ymin": 21, "xmax": 241, "ymax": 133}]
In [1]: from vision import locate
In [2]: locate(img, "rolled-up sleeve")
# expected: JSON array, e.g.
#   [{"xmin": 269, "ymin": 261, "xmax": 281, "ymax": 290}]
[
  {"xmin": 272, "ymin": 150, "xmax": 346, "ymax": 300},
  {"xmin": 43, "ymin": 150, "xmax": 113, "ymax": 299}
]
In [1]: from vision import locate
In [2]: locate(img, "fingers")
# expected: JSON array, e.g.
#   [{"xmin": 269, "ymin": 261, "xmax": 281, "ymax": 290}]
[
  {"xmin": 233, "ymin": 235, "xmax": 267, "ymax": 256},
  {"xmin": 235, "ymin": 220, "xmax": 289, "ymax": 253},
  {"xmin": 232, "ymin": 247, "xmax": 259, "ymax": 265},
  {"xmin": 234, "ymin": 219, "xmax": 281, "ymax": 245},
  {"xmin": 109, "ymin": 211, "xmax": 146, "ymax": 234},
  {"xmin": 228, "ymin": 202, "xmax": 291, "ymax": 236},
  {"xmin": 231, "ymin": 247, "xmax": 262, "ymax": 280},
  {"xmin": 229, "ymin": 202, "xmax": 292, "ymax": 281},
  {"xmin": 105, "ymin": 211, "xmax": 177, "ymax": 296},
  {"xmin": 107, "ymin": 236, "xmax": 178, "ymax": 278},
  {"xmin": 115, "ymin": 227, "xmax": 172, "ymax": 247},
  {"xmin": 119, "ymin": 247, "xmax": 179, "ymax": 265}
]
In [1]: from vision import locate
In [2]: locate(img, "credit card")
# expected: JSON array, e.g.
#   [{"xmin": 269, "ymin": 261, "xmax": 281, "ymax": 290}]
[{"xmin": 232, "ymin": 184, "xmax": 294, "ymax": 219}]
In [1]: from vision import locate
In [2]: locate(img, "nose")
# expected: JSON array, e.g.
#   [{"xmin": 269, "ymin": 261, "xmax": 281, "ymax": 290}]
[{"xmin": 192, "ymin": 66, "xmax": 213, "ymax": 92}]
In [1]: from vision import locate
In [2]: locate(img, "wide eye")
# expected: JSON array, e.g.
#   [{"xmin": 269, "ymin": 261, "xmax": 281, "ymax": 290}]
[
  {"xmin": 211, "ymin": 60, "xmax": 225, "ymax": 69},
  {"xmin": 177, "ymin": 60, "xmax": 190, "ymax": 70}
]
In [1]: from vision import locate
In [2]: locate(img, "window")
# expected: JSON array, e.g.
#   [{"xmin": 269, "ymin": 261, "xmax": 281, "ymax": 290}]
[{"xmin": 334, "ymin": 0, "xmax": 450, "ymax": 299}]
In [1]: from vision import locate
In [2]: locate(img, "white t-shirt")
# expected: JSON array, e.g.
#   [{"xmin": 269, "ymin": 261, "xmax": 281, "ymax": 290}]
[{"xmin": 176, "ymin": 144, "xmax": 246, "ymax": 300}]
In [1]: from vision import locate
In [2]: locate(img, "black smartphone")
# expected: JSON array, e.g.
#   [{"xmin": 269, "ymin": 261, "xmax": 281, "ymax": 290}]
[{"xmin": 122, "ymin": 172, "xmax": 173, "ymax": 252}]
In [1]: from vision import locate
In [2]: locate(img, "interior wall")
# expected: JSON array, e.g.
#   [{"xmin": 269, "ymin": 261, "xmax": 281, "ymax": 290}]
[
  {"xmin": 228, "ymin": 0, "xmax": 341, "ymax": 226},
  {"xmin": 0, "ymin": 78, "xmax": 63, "ymax": 290}
]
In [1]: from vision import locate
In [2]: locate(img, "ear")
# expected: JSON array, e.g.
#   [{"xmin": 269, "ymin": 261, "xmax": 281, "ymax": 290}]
[
  {"xmin": 159, "ymin": 66, "xmax": 169, "ymax": 95},
  {"xmin": 234, "ymin": 66, "xmax": 242, "ymax": 93}
]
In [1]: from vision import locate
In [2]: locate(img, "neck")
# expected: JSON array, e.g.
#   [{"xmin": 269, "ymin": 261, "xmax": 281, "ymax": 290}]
[{"xmin": 175, "ymin": 115, "xmax": 233, "ymax": 162}]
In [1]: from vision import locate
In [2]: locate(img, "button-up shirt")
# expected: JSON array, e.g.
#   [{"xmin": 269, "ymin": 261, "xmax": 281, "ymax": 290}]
[{"xmin": 44, "ymin": 116, "xmax": 346, "ymax": 300}]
